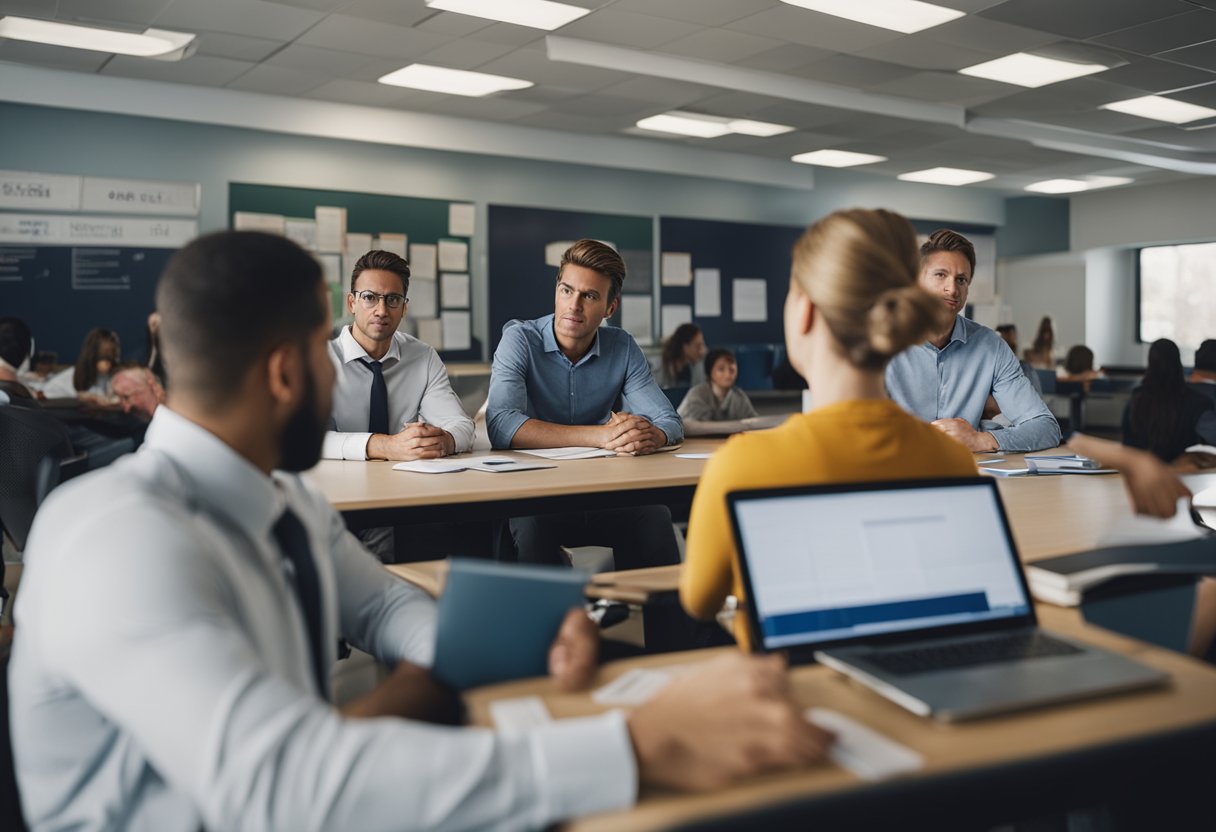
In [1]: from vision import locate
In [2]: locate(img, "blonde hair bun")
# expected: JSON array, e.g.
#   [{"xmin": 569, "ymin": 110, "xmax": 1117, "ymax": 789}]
[{"xmin": 867, "ymin": 286, "xmax": 949, "ymax": 358}]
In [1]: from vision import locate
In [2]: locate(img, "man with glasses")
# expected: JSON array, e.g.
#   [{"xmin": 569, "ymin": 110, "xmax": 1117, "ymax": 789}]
[{"xmin": 324, "ymin": 250, "xmax": 473, "ymax": 462}]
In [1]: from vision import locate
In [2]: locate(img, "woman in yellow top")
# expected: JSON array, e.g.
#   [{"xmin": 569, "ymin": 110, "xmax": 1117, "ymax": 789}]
[{"xmin": 681, "ymin": 208, "xmax": 979, "ymax": 649}]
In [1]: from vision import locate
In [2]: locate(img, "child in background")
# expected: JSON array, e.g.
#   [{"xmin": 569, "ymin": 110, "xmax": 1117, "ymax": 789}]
[{"xmin": 677, "ymin": 349, "xmax": 758, "ymax": 434}]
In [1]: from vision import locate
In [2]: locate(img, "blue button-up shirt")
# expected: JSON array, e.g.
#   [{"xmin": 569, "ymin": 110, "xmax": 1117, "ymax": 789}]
[
  {"xmin": 487, "ymin": 314, "xmax": 683, "ymax": 449},
  {"xmin": 885, "ymin": 316, "xmax": 1061, "ymax": 452}
]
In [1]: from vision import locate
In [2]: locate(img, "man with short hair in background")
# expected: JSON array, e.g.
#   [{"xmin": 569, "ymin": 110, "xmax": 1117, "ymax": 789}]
[{"xmin": 111, "ymin": 365, "xmax": 165, "ymax": 420}]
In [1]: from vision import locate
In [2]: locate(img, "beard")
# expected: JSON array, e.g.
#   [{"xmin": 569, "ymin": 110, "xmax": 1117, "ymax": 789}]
[{"xmin": 279, "ymin": 366, "xmax": 327, "ymax": 472}]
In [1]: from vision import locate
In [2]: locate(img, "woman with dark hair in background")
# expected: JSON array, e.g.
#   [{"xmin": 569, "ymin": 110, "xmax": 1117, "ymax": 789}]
[
  {"xmin": 1123, "ymin": 338, "xmax": 1216, "ymax": 461},
  {"xmin": 1059, "ymin": 344, "xmax": 1103, "ymax": 389},
  {"xmin": 1023, "ymin": 315, "xmax": 1055, "ymax": 370},
  {"xmin": 654, "ymin": 322, "xmax": 707, "ymax": 388},
  {"xmin": 42, "ymin": 327, "xmax": 121, "ymax": 401}
]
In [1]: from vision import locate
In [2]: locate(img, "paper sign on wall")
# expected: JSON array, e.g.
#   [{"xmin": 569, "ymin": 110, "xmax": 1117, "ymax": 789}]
[
  {"xmin": 621, "ymin": 295, "xmax": 653, "ymax": 345},
  {"xmin": 416, "ymin": 318, "xmax": 443, "ymax": 349},
  {"xmin": 315, "ymin": 206, "xmax": 346, "ymax": 253},
  {"xmin": 661, "ymin": 252, "xmax": 692, "ymax": 287},
  {"xmin": 376, "ymin": 233, "xmax": 407, "ymax": 257},
  {"xmin": 410, "ymin": 243, "xmax": 437, "ymax": 279},
  {"xmin": 545, "ymin": 240, "xmax": 574, "ymax": 268},
  {"xmin": 441, "ymin": 310, "xmax": 471, "ymax": 351},
  {"xmin": 732, "ymin": 278, "xmax": 767, "ymax": 322},
  {"xmin": 441, "ymin": 272, "xmax": 470, "ymax": 308},
  {"xmin": 0, "ymin": 213, "xmax": 198, "ymax": 247},
  {"xmin": 80, "ymin": 176, "xmax": 200, "ymax": 216},
  {"xmin": 0, "ymin": 170, "xmax": 82, "ymax": 211},
  {"xmin": 411, "ymin": 276, "xmax": 438, "ymax": 318},
  {"xmin": 233, "ymin": 212, "xmax": 285, "ymax": 234},
  {"xmin": 318, "ymin": 254, "xmax": 342, "ymax": 286},
  {"xmin": 448, "ymin": 203, "xmax": 475, "ymax": 237},
  {"xmin": 661, "ymin": 304, "xmax": 693, "ymax": 338},
  {"xmin": 437, "ymin": 239, "xmax": 468, "ymax": 272},
  {"xmin": 693, "ymin": 267, "xmax": 720, "ymax": 317},
  {"xmin": 345, "ymin": 232, "xmax": 372, "ymax": 257},
  {"xmin": 285, "ymin": 219, "xmax": 317, "ymax": 251}
]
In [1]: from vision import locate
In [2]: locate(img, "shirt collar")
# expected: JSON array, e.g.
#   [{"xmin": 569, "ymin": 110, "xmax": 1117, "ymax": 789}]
[
  {"xmin": 540, "ymin": 314, "xmax": 601, "ymax": 363},
  {"xmin": 926, "ymin": 315, "xmax": 968, "ymax": 352},
  {"xmin": 336, "ymin": 325, "xmax": 401, "ymax": 366},
  {"xmin": 144, "ymin": 406, "xmax": 285, "ymax": 542}
]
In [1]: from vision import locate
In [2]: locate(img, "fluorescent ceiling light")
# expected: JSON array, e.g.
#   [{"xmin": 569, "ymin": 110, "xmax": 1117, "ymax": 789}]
[
  {"xmin": 898, "ymin": 167, "xmax": 994, "ymax": 186},
  {"xmin": 727, "ymin": 119, "xmax": 795, "ymax": 137},
  {"xmin": 635, "ymin": 111, "xmax": 793, "ymax": 139},
  {"xmin": 779, "ymin": 0, "xmax": 964, "ymax": 34},
  {"xmin": 424, "ymin": 0, "xmax": 590, "ymax": 31},
  {"xmin": 0, "ymin": 16, "xmax": 195, "ymax": 58},
  {"xmin": 378, "ymin": 63, "xmax": 533, "ymax": 96},
  {"xmin": 959, "ymin": 52, "xmax": 1107, "ymax": 88},
  {"xmin": 791, "ymin": 149, "xmax": 887, "ymax": 167},
  {"xmin": 1100, "ymin": 95, "xmax": 1216, "ymax": 124},
  {"xmin": 1084, "ymin": 175, "xmax": 1133, "ymax": 189},
  {"xmin": 1026, "ymin": 175, "xmax": 1134, "ymax": 193}
]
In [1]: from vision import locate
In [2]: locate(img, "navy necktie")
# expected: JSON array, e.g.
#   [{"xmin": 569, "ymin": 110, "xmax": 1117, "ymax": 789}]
[
  {"xmin": 359, "ymin": 358, "xmax": 390, "ymax": 435},
  {"xmin": 273, "ymin": 508, "xmax": 328, "ymax": 699}
]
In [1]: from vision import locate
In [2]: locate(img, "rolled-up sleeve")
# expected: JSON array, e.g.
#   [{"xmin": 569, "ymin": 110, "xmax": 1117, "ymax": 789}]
[
  {"xmin": 486, "ymin": 325, "xmax": 533, "ymax": 449},
  {"xmin": 990, "ymin": 347, "xmax": 1061, "ymax": 452},
  {"xmin": 622, "ymin": 340, "xmax": 683, "ymax": 444}
]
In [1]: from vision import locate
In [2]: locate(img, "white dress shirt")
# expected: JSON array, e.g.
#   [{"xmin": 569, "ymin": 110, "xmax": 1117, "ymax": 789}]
[
  {"xmin": 324, "ymin": 327, "xmax": 474, "ymax": 460},
  {"xmin": 9, "ymin": 407, "xmax": 636, "ymax": 832}
]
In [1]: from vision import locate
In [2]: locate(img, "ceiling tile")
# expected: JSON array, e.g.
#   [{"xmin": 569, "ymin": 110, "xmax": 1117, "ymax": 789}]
[
  {"xmin": 513, "ymin": 109, "xmax": 624, "ymax": 134},
  {"xmin": 792, "ymin": 54, "xmax": 917, "ymax": 88},
  {"xmin": 924, "ymin": 15, "xmax": 1059, "ymax": 54},
  {"xmin": 855, "ymin": 35, "xmax": 995, "ymax": 72},
  {"xmin": 595, "ymin": 76, "xmax": 720, "ymax": 106},
  {"xmin": 410, "ymin": 95, "xmax": 549, "ymax": 121},
  {"xmin": 260, "ymin": 0, "xmax": 348, "ymax": 11},
  {"xmin": 747, "ymin": 101, "xmax": 865, "ymax": 130},
  {"xmin": 56, "ymin": 0, "xmax": 174, "ymax": 26},
  {"xmin": 728, "ymin": 6, "xmax": 906, "ymax": 52},
  {"xmin": 334, "ymin": 0, "xmax": 434, "ymax": 28},
  {"xmin": 194, "ymin": 31, "xmax": 284, "ymax": 63},
  {"xmin": 263, "ymin": 44, "xmax": 373, "ymax": 76},
  {"xmin": 732, "ymin": 42, "xmax": 834, "ymax": 73},
  {"xmin": 978, "ymin": 0, "xmax": 1194, "ymax": 40},
  {"xmin": 100, "ymin": 53, "xmax": 255, "ymax": 86},
  {"xmin": 693, "ymin": 90, "xmax": 806, "ymax": 116},
  {"xmin": 463, "ymin": 22, "xmax": 545, "ymax": 48},
  {"xmin": 412, "ymin": 11, "xmax": 496, "ymax": 37},
  {"xmin": 555, "ymin": 93, "xmax": 657, "ymax": 118},
  {"xmin": 1098, "ymin": 57, "xmax": 1216, "ymax": 93},
  {"xmin": 0, "ymin": 39, "xmax": 109, "ymax": 73},
  {"xmin": 1158, "ymin": 40, "xmax": 1216, "ymax": 73},
  {"xmin": 659, "ymin": 28, "xmax": 785, "ymax": 63},
  {"xmin": 155, "ymin": 0, "xmax": 323, "ymax": 41},
  {"xmin": 225, "ymin": 63, "xmax": 328, "ymax": 95},
  {"xmin": 305, "ymin": 78, "xmax": 441, "ymax": 109},
  {"xmin": 1167, "ymin": 80, "xmax": 1216, "ymax": 108},
  {"xmin": 869, "ymin": 71, "xmax": 1015, "ymax": 103},
  {"xmin": 609, "ymin": 0, "xmax": 779, "ymax": 27},
  {"xmin": 478, "ymin": 47, "xmax": 630, "ymax": 91},
  {"xmin": 556, "ymin": 8, "xmax": 702, "ymax": 49},
  {"xmin": 296, "ymin": 14, "xmax": 449, "ymax": 60},
  {"xmin": 1091, "ymin": 10, "xmax": 1216, "ymax": 56},
  {"xmin": 415, "ymin": 37, "xmax": 519, "ymax": 70}
]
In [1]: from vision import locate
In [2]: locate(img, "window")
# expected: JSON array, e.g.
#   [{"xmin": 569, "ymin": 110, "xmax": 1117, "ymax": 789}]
[{"xmin": 1138, "ymin": 242, "xmax": 1216, "ymax": 351}]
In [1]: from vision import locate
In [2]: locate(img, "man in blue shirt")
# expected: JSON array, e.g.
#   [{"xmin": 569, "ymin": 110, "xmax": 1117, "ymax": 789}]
[
  {"xmin": 487, "ymin": 239, "xmax": 683, "ymax": 569},
  {"xmin": 886, "ymin": 229, "xmax": 1061, "ymax": 453}
]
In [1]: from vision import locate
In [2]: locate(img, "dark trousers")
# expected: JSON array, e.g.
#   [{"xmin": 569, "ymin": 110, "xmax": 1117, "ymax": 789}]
[{"xmin": 509, "ymin": 505, "xmax": 681, "ymax": 571}]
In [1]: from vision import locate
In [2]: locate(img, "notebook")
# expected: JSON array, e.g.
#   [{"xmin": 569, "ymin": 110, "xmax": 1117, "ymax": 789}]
[{"xmin": 727, "ymin": 478, "xmax": 1168, "ymax": 722}]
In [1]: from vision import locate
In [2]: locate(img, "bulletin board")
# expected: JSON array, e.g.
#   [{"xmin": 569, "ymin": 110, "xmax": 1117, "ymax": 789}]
[
  {"xmin": 486, "ymin": 204, "xmax": 653, "ymax": 354},
  {"xmin": 228, "ymin": 183, "xmax": 480, "ymax": 361}
]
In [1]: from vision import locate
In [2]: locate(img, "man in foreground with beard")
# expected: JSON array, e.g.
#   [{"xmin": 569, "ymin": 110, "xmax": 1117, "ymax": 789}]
[{"xmin": 7, "ymin": 231, "xmax": 832, "ymax": 832}]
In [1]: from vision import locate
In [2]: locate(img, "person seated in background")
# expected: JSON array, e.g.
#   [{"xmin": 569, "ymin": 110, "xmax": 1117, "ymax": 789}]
[
  {"xmin": 1189, "ymin": 339, "xmax": 1216, "ymax": 401},
  {"xmin": 324, "ymin": 250, "xmax": 473, "ymax": 462},
  {"xmin": 677, "ymin": 348, "xmax": 759, "ymax": 435},
  {"xmin": 1068, "ymin": 433, "xmax": 1216, "ymax": 661},
  {"xmin": 487, "ymin": 239, "xmax": 685, "ymax": 570},
  {"xmin": 111, "ymin": 365, "xmax": 165, "ymax": 421},
  {"xmin": 1023, "ymin": 314, "xmax": 1056, "ymax": 370},
  {"xmin": 0, "ymin": 316, "xmax": 39, "ymax": 404},
  {"xmin": 1059, "ymin": 344, "xmax": 1102, "ymax": 387},
  {"xmin": 1123, "ymin": 338, "xmax": 1216, "ymax": 461},
  {"xmin": 9, "ymin": 230, "xmax": 833, "ymax": 831},
  {"xmin": 653, "ymin": 323, "xmax": 707, "ymax": 388},
  {"xmin": 885, "ymin": 229, "xmax": 1061, "ymax": 453},
  {"xmin": 682, "ymin": 209, "xmax": 979, "ymax": 648},
  {"xmin": 995, "ymin": 323, "xmax": 1043, "ymax": 394},
  {"xmin": 42, "ymin": 327, "xmax": 121, "ymax": 402}
]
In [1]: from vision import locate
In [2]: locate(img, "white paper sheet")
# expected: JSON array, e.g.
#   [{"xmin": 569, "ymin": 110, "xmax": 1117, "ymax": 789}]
[
  {"xmin": 694, "ymin": 267, "xmax": 721, "ymax": 317},
  {"xmin": 806, "ymin": 708, "xmax": 924, "ymax": 781},
  {"xmin": 661, "ymin": 304, "xmax": 693, "ymax": 338},
  {"xmin": 661, "ymin": 251, "xmax": 692, "ymax": 287},
  {"xmin": 440, "ymin": 272, "xmax": 470, "ymax": 308},
  {"xmin": 410, "ymin": 243, "xmax": 437, "ymax": 279},
  {"xmin": 732, "ymin": 278, "xmax": 767, "ymax": 322},
  {"xmin": 376, "ymin": 233, "xmax": 407, "ymax": 257},
  {"xmin": 318, "ymin": 253, "xmax": 342, "ymax": 286},
  {"xmin": 620, "ymin": 295, "xmax": 653, "ymax": 345},
  {"xmin": 448, "ymin": 203, "xmax": 475, "ymax": 237},
  {"xmin": 441, "ymin": 310, "xmax": 471, "ymax": 351},
  {"xmin": 416, "ymin": 317, "xmax": 442, "ymax": 348},
  {"xmin": 411, "ymin": 277, "xmax": 438, "ymax": 318},
  {"xmin": 284, "ymin": 219, "xmax": 317, "ymax": 251},
  {"xmin": 345, "ymin": 232, "xmax": 372, "ymax": 257},
  {"xmin": 438, "ymin": 239, "xmax": 468, "ymax": 272},
  {"xmin": 1098, "ymin": 497, "xmax": 1207, "ymax": 546},
  {"xmin": 515, "ymin": 447, "xmax": 617, "ymax": 460},
  {"xmin": 233, "ymin": 212, "xmax": 285, "ymax": 234},
  {"xmin": 314, "ymin": 206, "xmax": 346, "ymax": 253},
  {"xmin": 545, "ymin": 240, "xmax": 574, "ymax": 267}
]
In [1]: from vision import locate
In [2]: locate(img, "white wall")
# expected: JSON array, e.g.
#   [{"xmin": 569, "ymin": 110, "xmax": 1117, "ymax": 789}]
[{"xmin": 996, "ymin": 252, "xmax": 1086, "ymax": 363}]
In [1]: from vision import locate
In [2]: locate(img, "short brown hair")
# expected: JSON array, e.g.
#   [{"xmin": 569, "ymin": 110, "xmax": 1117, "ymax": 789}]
[
  {"xmin": 920, "ymin": 229, "xmax": 976, "ymax": 276},
  {"xmin": 350, "ymin": 249, "xmax": 410, "ymax": 296},
  {"xmin": 559, "ymin": 239, "xmax": 625, "ymax": 304}
]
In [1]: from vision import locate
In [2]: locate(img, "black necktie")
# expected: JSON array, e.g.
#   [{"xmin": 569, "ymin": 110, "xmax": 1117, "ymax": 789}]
[
  {"xmin": 273, "ymin": 508, "xmax": 328, "ymax": 699},
  {"xmin": 359, "ymin": 358, "xmax": 390, "ymax": 435}
]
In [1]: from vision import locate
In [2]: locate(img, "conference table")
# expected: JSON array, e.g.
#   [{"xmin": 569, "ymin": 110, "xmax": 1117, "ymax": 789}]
[{"xmin": 309, "ymin": 444, "xmax": 1216, "ymax": 829}]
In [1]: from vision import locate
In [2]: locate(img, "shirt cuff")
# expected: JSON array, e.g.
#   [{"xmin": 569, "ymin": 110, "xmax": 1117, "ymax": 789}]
[
  {"xmin": 321, "ymin": 430, "xmax": 372, "ymax": 460},
  {"xmin": 529, "ymin": 710, "xmax": 637, "ymax": 823}
]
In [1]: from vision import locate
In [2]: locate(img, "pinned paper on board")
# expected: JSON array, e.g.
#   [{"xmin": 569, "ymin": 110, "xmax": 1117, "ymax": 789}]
[
  {"xmin": 314, "ymin": 206, "xmax": 346, "ymax": 253},
  {"xmin": 411, "ymin": 277, "xmax": 438, "ymax": 318},
  {"xmin": 732, "ymin": 278, "xmax": 767, "ymax": 322},
  {"xmin": 661, "ymin": 251, "xmax": 692, "ymax": 287},
  {"xmin": 621, "ymin": 294, "xmax": 653, "ymax": 345},
  {"xmin": 441, "ymin": 310, "xmax": 471, "ymax": 351},
  {"xmin": 661, "ymin": 304, "xmax": 693, "ymax": 338},
  {"xmin": 410, "ymin": 243, "xmax": 437, "ymax": 280},
  {"xmin": 233, "ymin": 212, "xmax": 285, "ymax": 235},
  {"xmin": 376, "ymin": 233, "xmax": 407, "ymax": 258},
  {"xmin": 416, "ymin": 318, "xmax": 442, "ymax": 349},
  {"xmin": 693, "ymin": 267, "xmax": 720, "ymax": 317},
  {"xmin": 345, "ymin": 232, "xmax": 372, "ymax": 257},
  {"xmin": 318, "ymin": 253, "xmax": 342, "ymax": 286},
  {"xmin": 441, "ymin": 273, "xmax": 470, "ymax": 309},
  {"xmin": 285, "ymin": 219, "xmax": 317, "ymax": 251},
  {"xmin": 448, "ymin": 203, "xmax": 475, "ymax": 237},
  {"xmin": 438, "ymin": 239, "xmax": 468, "ymax": 272},
  {"xmin": 545, "ymin": 241, "xmax": 575, "ymax": 267}
]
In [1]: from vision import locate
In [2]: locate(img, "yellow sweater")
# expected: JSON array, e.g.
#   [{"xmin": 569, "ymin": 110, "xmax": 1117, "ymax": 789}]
[{"xmin": 680, "ymin": 399, "xmax": 979, "ymax": 650}]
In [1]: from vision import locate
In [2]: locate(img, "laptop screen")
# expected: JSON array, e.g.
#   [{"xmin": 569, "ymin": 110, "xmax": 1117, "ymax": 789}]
[{"xmin": 729, "ymin": 480, "xmax": 1034, "ymax": 651}]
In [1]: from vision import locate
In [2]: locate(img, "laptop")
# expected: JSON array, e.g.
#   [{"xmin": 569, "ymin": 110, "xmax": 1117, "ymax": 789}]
[{"xmin": 727, "ymin": 477, "xmax": 1169, "ymax": 722}]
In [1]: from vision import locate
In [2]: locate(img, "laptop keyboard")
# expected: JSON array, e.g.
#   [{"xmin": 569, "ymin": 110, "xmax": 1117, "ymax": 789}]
[{"xmin": 865, "ymin": 631, "xmax": 1083, "ymax": 676}]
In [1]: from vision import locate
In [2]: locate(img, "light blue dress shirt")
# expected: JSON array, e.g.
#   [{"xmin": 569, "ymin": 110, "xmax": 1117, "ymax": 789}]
[
  {"xmin": 884, "ymin": 316, "xmax": 1061, "ymax": 452},
  {"xmin": 9, "ymin": 407, "xmax": 636, "ymax": 832},
  {"xmin": 487, "ymin": 314, "xmax": 684, "ymax": 449}
]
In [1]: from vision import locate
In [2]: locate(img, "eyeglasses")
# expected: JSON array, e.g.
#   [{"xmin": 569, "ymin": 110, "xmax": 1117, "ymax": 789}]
[{"xmin": 353, "ymin": 290, "xmax": 406, "ymax": 310}]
